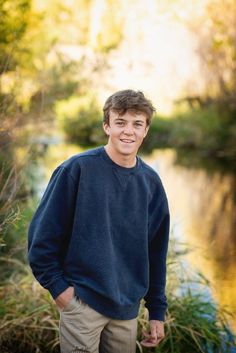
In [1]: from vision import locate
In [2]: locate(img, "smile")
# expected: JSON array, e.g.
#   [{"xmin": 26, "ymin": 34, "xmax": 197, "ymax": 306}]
[{"xmin": 120, "ymin": 139, "xmax": 135, "ymax": 143}]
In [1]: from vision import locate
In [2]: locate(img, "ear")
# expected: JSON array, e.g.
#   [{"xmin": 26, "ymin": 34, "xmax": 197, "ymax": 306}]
[{"xmin": 103, "ymin": 122, "xmax": 110, "ymax": 136}]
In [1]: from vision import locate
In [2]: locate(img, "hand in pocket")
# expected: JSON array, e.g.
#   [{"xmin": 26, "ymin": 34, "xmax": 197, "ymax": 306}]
[{"xmin": 55, "ymin": 286, "xmax": 74, "ymax": 310}]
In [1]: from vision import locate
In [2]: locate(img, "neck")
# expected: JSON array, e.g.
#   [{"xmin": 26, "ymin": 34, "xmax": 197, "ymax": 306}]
[{"xmin": 104, "ymin": 145, "xmax": 136, "ymax": 168}]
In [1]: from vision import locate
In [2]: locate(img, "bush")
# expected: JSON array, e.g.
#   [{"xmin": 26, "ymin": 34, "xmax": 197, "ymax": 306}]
[
  {"xmin": 142, "ymin": 105, "xmax": 236, "ymax": 161},
  {"xmin": 55, "ymin": 94, "xmax": 106, "ymax": 146},
  {"xmin": 141, "ymin": 116, "xmax": 174, "ymax": 153},
  {"xmin": 0, "ymin": 267, "xmax": 59, "ymax": 353},
  {"xmin": 137, "ymin": 241, "xmax": 236, "ymax": 353},
  {"xmin": 171, "ymin": 107, "xmax": 225, "ymax": 151}
]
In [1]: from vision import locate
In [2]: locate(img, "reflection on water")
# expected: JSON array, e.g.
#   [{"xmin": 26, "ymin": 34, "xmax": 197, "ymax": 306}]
[{"xmin": 144, "ymin": 149, "xmax": 236, "ymax": 333}]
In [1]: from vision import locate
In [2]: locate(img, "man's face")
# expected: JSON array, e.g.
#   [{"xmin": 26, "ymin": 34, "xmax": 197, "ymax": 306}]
[{"xmin": 103, "ymin": 110, "xmax": 149, "ymax": 159}]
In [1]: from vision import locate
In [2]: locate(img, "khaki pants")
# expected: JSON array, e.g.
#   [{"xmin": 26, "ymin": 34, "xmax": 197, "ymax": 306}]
[{"xmin": 59, "ymin": 296, "xmax": 138, "ymax": 353}]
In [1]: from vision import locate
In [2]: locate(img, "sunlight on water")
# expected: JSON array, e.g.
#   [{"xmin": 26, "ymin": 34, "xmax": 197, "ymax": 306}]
[{"xmin": 143, "ymin": 148, "xmax": 236, "ymax": 333}]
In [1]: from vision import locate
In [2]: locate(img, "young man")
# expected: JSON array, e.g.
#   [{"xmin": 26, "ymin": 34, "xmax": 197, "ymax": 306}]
[{"xmin": 28, "ymin": 89, "xmax": 170, "ymax": 353}]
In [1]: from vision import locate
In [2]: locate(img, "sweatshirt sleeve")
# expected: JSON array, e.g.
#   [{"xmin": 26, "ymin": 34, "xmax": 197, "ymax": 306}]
[
  {"xmin": 28, "ymin": 166, "xmax": 78, "ymax": 299},
  {"xmin": 144, "ymin": 190, "xmax": 170, "ymax": 321}
]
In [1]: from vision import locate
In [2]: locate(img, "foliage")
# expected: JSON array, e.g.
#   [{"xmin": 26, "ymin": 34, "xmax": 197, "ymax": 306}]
[
  {"xmin": 171, "ymin": 0, "xmax": 236, "ymax": 162},
  {"xmin": 92, "ymin": 0, "xmax": 124, "ymax": 52},
  {"xmin": 141, "ymin": 116, "xmax": 175, "ymax": 153},
  {"xmin": 0, "ymin": 0, "xmax": 32, "ymax": 74},
  {"xmin": 0, "ymin": 0, "xmax": 53, "ymax": 116},
  {"xmin": 0, "ymin": 131, "xmax": 20, "ymax": 249},
  {"xmin": 55, "ymin": 94, "xmax": 106, "ymax": 146},
  {"xmin": 0, "ymin": 0, "xmax": 126, "ymax": 165},
  {"xmin": 153, "ymin": 0, "xmax": 235, "ymax": 164},
  {"xmin": 0, "ymin": 230, "xmax": 235, "ymax": 353},
  {"xmin": 0, "ymin": 166, "xmax": 20, "ymax": 249},
  {"xmin": 138, "ymin": 297, "xmax": 234, "ymax": 353},
  {"xmin": 142, "ymin": 105, "xmax": 236, "ymax": 161},
  {"xmin": 197, "ymin": 0, "xmax": 236, "ymax": 107},
  {"xmin": 177, "ymin": 108, "xmax": 235, "ymax": 158},
  {"xmin": 0, "ymin": 268, "xmax": 59, "ymax": 353},
  {"xmin": 137, "ymin": 241, "xmax": 236, "ymax": 353}
]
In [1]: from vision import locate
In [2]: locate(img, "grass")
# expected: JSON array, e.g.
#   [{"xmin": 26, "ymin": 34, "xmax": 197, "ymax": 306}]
[
  {"xmin": 0, "ymin": 262, "xmax": 60, "ymax": 353},
  {"xmin": 0, "ymin": 239, "xmax": 235, "ymax": 353},
  {"xmin": 137, "ymin": 295, "xmax": 235, "ymax": 353},
  {"xmin": 136, "ymin": 241, "xmax": 236, "ymax": 353}
]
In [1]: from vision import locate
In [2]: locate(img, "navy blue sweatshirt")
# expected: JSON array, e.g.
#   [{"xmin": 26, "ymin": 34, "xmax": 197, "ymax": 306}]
[{"xmin": 28, "ymin": 146, "xmax": 169, "ymax": 321}]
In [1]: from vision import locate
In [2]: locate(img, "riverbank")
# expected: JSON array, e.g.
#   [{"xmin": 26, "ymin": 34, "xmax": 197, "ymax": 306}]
[{"xmin": 142, "ymin": 105, "xmax": 236, "ymax": 166}]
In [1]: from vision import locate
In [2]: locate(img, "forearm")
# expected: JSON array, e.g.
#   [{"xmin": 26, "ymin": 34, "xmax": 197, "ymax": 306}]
[
  {"xmin": 28, "ymin": 166, "xmax": 77, "ymax": 298},
  {"xmin": 145, "ymin": 212, "xmax": 170, "ymax": 321},
  {"xmin": 144, "ymin": 279, "xmax": 168, "ymax": 321},
  {"xmin": 28, "ymin": 234, "xmax": 70, "ymax": 298}
]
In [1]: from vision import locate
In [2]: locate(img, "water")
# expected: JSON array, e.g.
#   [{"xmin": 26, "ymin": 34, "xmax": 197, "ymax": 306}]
[{"xmin": 144, "ymin": 148, "xmax": 236, "ymax": 334}]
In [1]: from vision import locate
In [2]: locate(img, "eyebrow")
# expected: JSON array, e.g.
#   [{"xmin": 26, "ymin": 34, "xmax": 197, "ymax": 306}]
[
  {"xmin": 134, "ymin": 120, "xmax": 145, "ymax": 124},
  {"xmin": 114, "ymin": 118, "xmax": 145, "ymax": 123}
]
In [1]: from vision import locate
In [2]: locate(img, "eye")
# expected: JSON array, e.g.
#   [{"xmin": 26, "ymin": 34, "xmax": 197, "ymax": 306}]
[
  {"xmin": 116, "ymin": 121, "xmax": 125, "ymax": 126},
  {"xmin": 134, "ymin": 123, "xmax": 143, "ymax": 127}
]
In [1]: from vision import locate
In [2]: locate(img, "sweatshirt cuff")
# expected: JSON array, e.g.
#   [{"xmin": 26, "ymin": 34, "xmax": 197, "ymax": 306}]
[
  {"xmin": 46, "ymin": 277, "xmax": 70, "ymax": 299},
  {"xmin": 146, "ymin": 306, "xmax": 167, "ymax": 321}
]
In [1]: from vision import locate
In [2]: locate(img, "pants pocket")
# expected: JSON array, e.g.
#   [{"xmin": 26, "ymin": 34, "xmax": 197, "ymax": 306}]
[
  {"xmin": 61, "ymin": 296, "xmax": 76, "ymax": 312},
  {"xmin": 61, "ymin": 296, "xmax": 86, "ymax": 317}
]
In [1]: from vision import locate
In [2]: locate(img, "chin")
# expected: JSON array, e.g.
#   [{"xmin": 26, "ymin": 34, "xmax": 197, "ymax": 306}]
[{"xmin": 120, "ymin": 148, "xmax": 137, "ymax": 156}]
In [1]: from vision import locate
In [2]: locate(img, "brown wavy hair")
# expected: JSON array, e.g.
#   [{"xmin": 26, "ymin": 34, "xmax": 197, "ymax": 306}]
[{"xmin": 103, "ymin": 89, "xmax": 156, "ymax": 126}]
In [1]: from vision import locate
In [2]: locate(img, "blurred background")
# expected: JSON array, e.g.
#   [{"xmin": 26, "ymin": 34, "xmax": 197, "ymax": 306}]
[{"xmin": 0, "ymin": 0, "xmax": 236, "ymax": 352}]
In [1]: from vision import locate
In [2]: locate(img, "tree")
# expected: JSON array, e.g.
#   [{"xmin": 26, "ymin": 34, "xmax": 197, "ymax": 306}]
[{"xmin": 195, "ymin": 0, "xmax": 236, "ymax": 112}]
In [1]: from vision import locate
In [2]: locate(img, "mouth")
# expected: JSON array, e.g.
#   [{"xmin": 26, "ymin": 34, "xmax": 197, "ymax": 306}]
[{"xmin": 120, "ymin": 139, "xmax": 135, "ymax": 144}]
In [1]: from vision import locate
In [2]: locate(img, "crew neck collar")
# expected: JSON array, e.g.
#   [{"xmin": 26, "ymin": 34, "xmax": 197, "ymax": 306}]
[{"xmin": 100, "ymin": 146, "xmax": 140, "ymax": 173}]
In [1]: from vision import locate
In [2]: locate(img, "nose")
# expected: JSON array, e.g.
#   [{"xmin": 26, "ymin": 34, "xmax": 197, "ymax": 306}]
[{"xmin": 123, "ymin": 123, "xmax": 134, "ymax": 135}]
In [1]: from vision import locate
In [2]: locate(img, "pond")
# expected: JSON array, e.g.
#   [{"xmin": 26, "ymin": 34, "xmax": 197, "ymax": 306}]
[{"xmin": 145, "ymin": 148, "xmax": 236, "ymax": 334}]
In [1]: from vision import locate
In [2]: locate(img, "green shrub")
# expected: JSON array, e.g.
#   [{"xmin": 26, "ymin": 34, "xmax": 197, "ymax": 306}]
[
  {"xmin": 142, "ymin": 106, "xmax": 236, "ymax": 160},
  {"xmin": 55, "ymin": 94, "xmax": 106, "ymax": 146},
  {"xmin": 141, "ymin": 116, "xmax": 174, "ymax": 153},
  {"xmin": 137, "ymin": 298, "xmax": 234, "ymax": 353},
  {"xmin": 0, "ymin": 266, "xmax": 59, "ymax": 353},
  {"xmin": 0, "ymin": 133, "xmax": 20, "ymax": 251},
  {"xmin": 171, "ymin": 107, "xmax": 224, "ymax": 151},
  {"xmin": 137, "ymin": 241, "xmax": 236, "ymax": 353}
]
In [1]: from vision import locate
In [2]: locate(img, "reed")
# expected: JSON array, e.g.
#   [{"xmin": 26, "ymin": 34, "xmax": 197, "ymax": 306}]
[
  {"xmin": 0, "ymin": 239, "xmax": 235, "ymax": 352},
  {"xmin": 137, "ymin": 240, "xmax": 236, "ymax": 352},
  {"xmin": 0, "ymin": 260, "xmax": 59, "ymax": 353}
]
